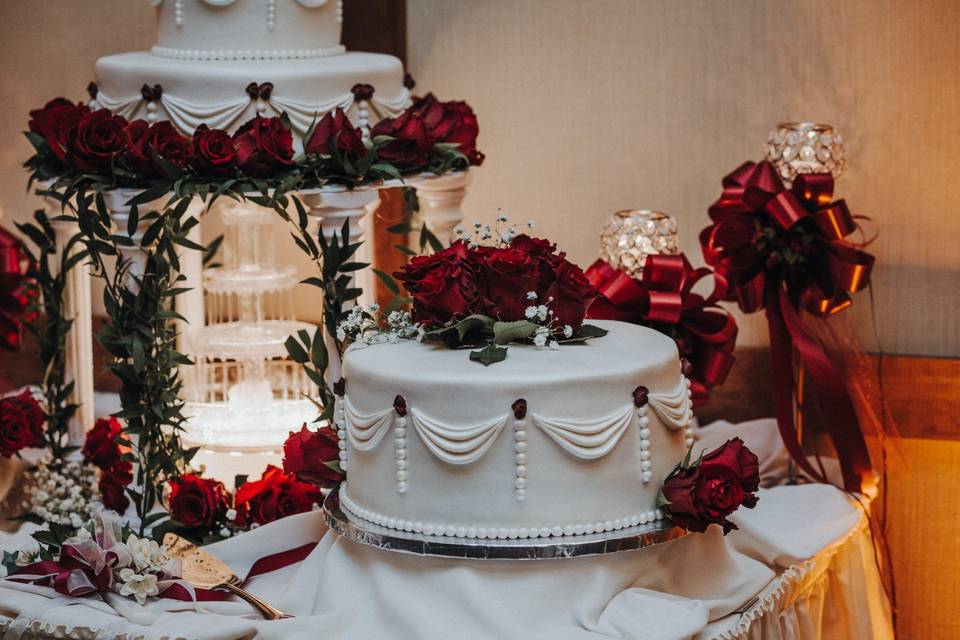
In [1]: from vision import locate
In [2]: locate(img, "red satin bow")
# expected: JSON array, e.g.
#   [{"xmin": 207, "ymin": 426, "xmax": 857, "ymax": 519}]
[
  {"xmin": 700, "ymin": 160, "xmax": 874, "ymax": 492},
  {"xmin": 0, "ymin": 226, "xmax": 33, "ymax": 351},
  {"xmin": 586, "ymin": 253, "xmax": 738, "ymax": 406}
]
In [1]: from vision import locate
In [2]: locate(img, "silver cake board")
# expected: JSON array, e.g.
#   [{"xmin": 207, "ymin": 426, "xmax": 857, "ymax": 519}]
[{"xmin": 322, "ymin": 491, "xmax": 688, "ymax": 561}]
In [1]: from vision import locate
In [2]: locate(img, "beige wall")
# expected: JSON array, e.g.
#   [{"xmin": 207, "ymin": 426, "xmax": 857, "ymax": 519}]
[
  {"xmin": 408, "ymin": 0, "xmax": 960, "ymax": 357},
  {"xmin": 1, "ymin": 1, "xmax": 957, "ymax": 356}
]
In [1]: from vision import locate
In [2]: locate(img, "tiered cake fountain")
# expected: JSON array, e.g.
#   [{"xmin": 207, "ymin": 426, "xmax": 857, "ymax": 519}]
[{"xmin": 184, "ymin": 201, "xmax": 319, "ymax": 478}]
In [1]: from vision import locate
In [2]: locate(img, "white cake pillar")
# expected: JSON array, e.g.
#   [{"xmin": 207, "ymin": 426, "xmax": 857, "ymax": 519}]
[
  {"xmin": 414, "ymin": 171, "xmax": 472, "ymax": 247},
  {"xmin": 297, "ymin": 189, "xmax": 379, "ymax": 384},
  {"xmin": 176, "ymin": 197, "xmax": 207, "ymax": 353},
  {"xmin": 42, "ymin": 202, "xmax": 95, "ymax": 445}
]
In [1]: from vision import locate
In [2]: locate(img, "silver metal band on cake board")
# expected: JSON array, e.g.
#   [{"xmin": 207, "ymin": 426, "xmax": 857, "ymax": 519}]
[{"xmin": 322, "ymin": 490, "xmax": 688, "ymax": 560}]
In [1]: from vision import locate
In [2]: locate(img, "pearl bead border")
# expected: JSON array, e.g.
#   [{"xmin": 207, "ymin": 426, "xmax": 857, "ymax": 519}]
[
  {"xmin": 683, "ymin": 377, "xmax": 695, "ymax": 450},
  {"xmin": 339, "ymin": 488, "xmax": 665, "ymax": 540},
  {"xmin": 637, "ymin": 405, "xmax": 652, "ymax": 483},
  {"xmin": 150, "ymin": 44, "xmax": 345, "ymax": 61}
]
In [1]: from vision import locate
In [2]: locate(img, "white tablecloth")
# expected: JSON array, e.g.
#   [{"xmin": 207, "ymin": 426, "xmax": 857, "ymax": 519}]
[{"xmin": 0, "ymin": 419, "xmax": 894, "ymax": 640}]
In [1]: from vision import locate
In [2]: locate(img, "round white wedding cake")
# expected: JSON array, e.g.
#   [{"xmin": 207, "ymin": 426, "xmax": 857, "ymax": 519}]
[
  {"xmin": 335, "ymin": 320, "xmax": 695, "ymax": 539},
  {"xmin": 93, "ymin": 0, "xmax": 410, "ymax": 139}
]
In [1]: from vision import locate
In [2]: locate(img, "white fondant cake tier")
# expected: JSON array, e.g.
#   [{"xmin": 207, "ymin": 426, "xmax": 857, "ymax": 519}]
[
  {"xmin": 153, "ymin": 0, "xmax": 343, "ymax": 60},
  {"xmin": 338, "ymin": 320, "xmax": 695, "ymax": 539},
  {"xmin": 94, "ymin": 51, "xmax": 409, "ymax": 138}
]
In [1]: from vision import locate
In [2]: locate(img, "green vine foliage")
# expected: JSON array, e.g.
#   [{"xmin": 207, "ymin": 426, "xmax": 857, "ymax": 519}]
[{"xmin": 14, "ymin": 210, "xmax": 88, "ymax": 461}]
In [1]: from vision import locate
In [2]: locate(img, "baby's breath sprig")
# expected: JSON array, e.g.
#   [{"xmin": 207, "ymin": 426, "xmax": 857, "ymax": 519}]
[
  {"xmin": 453, "ymin": 214, "xmax": 535, "ymax": 249},
  {"xmin": 522, "ymin": 291, "xmax": 573, "ymax": 349},
  {"xmin": 336, "ymin": 303, "xmax": 422, "ymax": 348}
]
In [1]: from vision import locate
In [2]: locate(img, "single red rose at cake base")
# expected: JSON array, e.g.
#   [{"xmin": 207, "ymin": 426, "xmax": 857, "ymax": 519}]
[
  {"xmin": 394, "ymin": 241, "xmax": 481, "ymax": 325},
  {"xmin": 167, "ymin": 474, "xmax": 231, "ymax": 529},
  {"xmin": 123, "ymin": 120, "xmax": 191, "ymax": 177},
  {"xmin": 660, "ymin": 437, "xmax": 760, "ymax": 534},
  {"xmin": 0, "ymin": 390, "xmax": 44, "ymax": 458},
  {"xmin": 232, "ymin": 116, "xmax": 294, "ymax": 176},
  {"xmin": 233, "ymin": 465, "xmax": 323, "ymax": 528},
  {"xmin": 477, "ymin": 247, "xmax": 539, "ymax": 320},
  {"xmin": 410, "ymin": 94, "xmax": 484, "ymax": 166},
  {"xmin": 27, "ymin": 98, "xmax": 89, "ymax": 162},
  {"xmin": 282, "ymin": 424, "xmax": 345, "ymax": 487},
  {"xmin": 69, "ymin": 109, "xmax": 128, "ymax": 174},
  {"xmin": 305, "ymin": 107, "xmax": 367, "ymax": 161},
  {"xmin": 82, "ymin": 416, "xmax": 126, "ymax": 469},
  {"xmin": 99, "ymin": 459, "xmax": 133, "ymax": 514},
  {"xmin": 370, "ymin": 110, "xmax": 433, "ymax": 170},
  {"xmin": 190, "ymin": 124, "xmax": 238, "ymax": 175}
]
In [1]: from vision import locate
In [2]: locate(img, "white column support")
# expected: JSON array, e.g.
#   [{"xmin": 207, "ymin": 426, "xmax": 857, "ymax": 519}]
[
  {"xmin": 45, "ymin": 213, "xmax": 94, "ymax": 446},
  {"xmin": 176, "ymin": 197, "xmax": 207, "ymax": 353},
  {"xmin": 414, "ymin": 171, "xmax": 472, "ymax": 247},
  {"xmin": 297, "ymin": 188, "xmax": 379, "ymax": 384}
]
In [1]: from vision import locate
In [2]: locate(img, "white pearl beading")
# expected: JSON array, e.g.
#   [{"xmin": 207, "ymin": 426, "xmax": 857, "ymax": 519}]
[
  {"xmin": 174, "ymin": 0, "xmax": 184, "ymax": 26},
  {"xmin": 637, "ymin": 404, "xmax": 652, "ymax": 483},
  {"xmin": 335, "ymin": 396, "xmax": 347, "ymax": 471},
  {"xmin": 266, "ymin": 0, "xmax": 276, "ymax": 30},
  {"xmin": 682, "ymin": 378, "xmax": 696, "ymax": 450},
  {"xmin": 357, "ymin": 102, "xmax": 371, "ymax": 143},
  {"xmin": 395, "ymin": 413, "xmax": 408, "ymax": 493},
  {"xmin": 150, "ymin": 44, "xmax": 346, "ymax": 61},
  {"xmin": 339, "ymin": 489, "xmax": 665, "ymax": 540},
  {"xmin": 514, "ymin": 417, "xmax": 528, "ymax": 501},
  {"xmin": 336, "ymin": 0, "xmax": 344, "ymax": 23}
]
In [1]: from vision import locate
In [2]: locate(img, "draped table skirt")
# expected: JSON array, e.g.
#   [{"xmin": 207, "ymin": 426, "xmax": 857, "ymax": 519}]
[{"xmin": 0, "ymin": 418, "xmax": 894, "ymax": 640}]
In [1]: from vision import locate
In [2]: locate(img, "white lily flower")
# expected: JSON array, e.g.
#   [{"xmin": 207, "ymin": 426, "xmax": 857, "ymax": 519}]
[{"xmin": 118, "ymin": 568, "xmax": 159, "ymax": 605}]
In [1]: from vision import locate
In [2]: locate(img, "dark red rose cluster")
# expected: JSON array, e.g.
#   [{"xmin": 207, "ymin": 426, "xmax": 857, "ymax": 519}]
[
  {"xmin": 0, "ymin": 390, "xmax": 44, "ymax": 458},
  {"xmin": 660, "ymin": 437, "xmax": 760, "ymax": 534},
  {"xmin": 82, "ymin": 416, "xmax": 134, "ymax": 513},
  {"xmin": 394, "ymin": 235, "xmax": 598, "ymax": 331},
  {"xmin": 28, "ymin": 93, "xmax": 481, "ymax": 181}
]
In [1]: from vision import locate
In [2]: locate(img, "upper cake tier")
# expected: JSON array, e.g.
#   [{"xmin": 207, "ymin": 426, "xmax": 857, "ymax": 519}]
[
  {"xmin": 151, "ymin": 0, "xmax": 344, "ymax": 60},
  {"xmin": 93, "ymin": 0, "xmax": 410, "ymax": 140},
  {"xmin": 337, "ymin": 320, "xmax": 696, "ymax": 540}
]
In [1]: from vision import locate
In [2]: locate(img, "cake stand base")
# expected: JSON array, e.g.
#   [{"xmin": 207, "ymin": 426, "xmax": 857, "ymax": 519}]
[{"xmin": 322, "ymin": 490, "xmax": 688, "ymax": 561}]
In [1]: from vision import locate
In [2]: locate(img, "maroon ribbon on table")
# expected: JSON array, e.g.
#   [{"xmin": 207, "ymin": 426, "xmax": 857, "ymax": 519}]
[
  {"xmin": 8, "ymin": 541, "xmax": 318, "ymax": 602},
  {"xmin": 585, "ymin": 253, "xmax": 738, "ymax": 406},
  {"xmin": 0, "ymin": 226, "xmax": 33, "ymax": 351},
  {"xmin": 699, "ymin": 160, "xmax": 875, "ymax": 491}
]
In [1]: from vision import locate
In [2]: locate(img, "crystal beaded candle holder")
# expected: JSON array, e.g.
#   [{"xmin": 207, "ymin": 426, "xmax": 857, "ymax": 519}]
[
  {"xmin": 766, "ymin": 122, "xmax": 846, "ymax": 187},
  {"xmin": 598, "ymin": 210, "xmax": 679, "ymax": 279}
]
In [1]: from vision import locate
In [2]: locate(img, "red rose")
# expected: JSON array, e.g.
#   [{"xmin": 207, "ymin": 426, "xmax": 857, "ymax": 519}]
[
  {"xmin": 82, "ymin": 416, "xmax": 125, "ymax": 469},
  {"xmin": 543, "ymin": 260, "xmax": 598, "ymax": 333},
  {"xmin": 232, "ymin": 116, "xmax": 294, "ymax": 176},
  {"xmin": 394, "ymin": 241, "xmax": 480, "ymax": 325},
  {"xmin": 27, "ymin": 98, "xmax": 89, "ymax": 162},
  {"xmin": 305, "ymin": 107, "xmax": 367, "ymax": 161},
  {"xmin": 69, "ymin": 109, "xmax": 128, "ymax": 174},
  {"xmin": 0, "ymin": 390, "xmax": 44, "ymax": 457},
  {"xmin": 370, "ymin": 110, "xmax": 433, "ymax": 170},
  {"xmin": 189, "ymin": 124, "xmax": 237, "ymax": 175},
  {"xmin": 99, "ymin": 459, "xmax": 133, "ymax": 514},
  {"xmin": 477, "ymin": 247, "xmax": 539, "ymax": 321},
  {"xmin": 282, "ymin": 424, "xmax": 344, "ymax": 487},
  {"xmin": 233, "ymin": 465, "xmax": 322, "ymax": 528},
  {"xmin": 411, "ymin": 94, "xmax": 483, "ymax": 166},
  {"xmin": 122, "ymin": 120, "xmax": 191, "ymax": 177},
  {"xmin": 167, "ymin": 474, "xmax": 231, "ymax": 529},
  {"xmin": 660, "ymin": 438, "xmax": 760, "ymax": 534}
]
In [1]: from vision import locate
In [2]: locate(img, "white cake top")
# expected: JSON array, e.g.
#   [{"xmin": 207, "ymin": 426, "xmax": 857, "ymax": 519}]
[{"xmin": 151, "ymin": 0, "xmax": 344, "ymax": 61}]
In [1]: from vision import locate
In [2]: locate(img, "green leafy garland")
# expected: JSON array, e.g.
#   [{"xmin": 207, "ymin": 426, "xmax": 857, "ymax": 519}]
[{"xmin": 14, "ymin": 210, "xmax": 88, "ymax": 460}]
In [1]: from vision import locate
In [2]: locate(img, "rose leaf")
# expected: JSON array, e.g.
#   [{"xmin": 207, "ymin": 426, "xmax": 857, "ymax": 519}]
[
  {"xmin": 492, "ymin": 320, "xmax": 539, "ymax": 345},
  {"xmin": 469, "ymin": 344, "xmax": 508, "ymax": 366}
]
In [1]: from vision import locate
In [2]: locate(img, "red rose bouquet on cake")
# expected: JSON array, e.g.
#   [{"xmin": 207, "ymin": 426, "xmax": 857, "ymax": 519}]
[{"xmin": 392, "ymin": 219, "xmax": 606, "ymax": 365}]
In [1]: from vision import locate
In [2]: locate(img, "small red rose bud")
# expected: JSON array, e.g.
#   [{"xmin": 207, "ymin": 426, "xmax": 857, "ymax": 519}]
[
  {"xmin": 512, "ymin": 399, "xmax": 527, "ymax": 420},
  {"xmin": 333, "ymin": 377, "xmax": 346, "ymax": 397},
  {"xmin": 351, "ymin": 83, "xmax": 375, "ymax": 102},
  {"xmin": 393, "ymin": 394, "xmax": 407, "ymax": 417},
  {"xmin": 633, "ymin": 386, "xmax": 649, "ymax": 407}
]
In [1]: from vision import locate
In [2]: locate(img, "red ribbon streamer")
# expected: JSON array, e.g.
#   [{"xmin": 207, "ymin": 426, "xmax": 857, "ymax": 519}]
[
  {"xmin": 700, "ymin": 160, "xmax": 875, "ymax": 492},
  {"xmin": 586, "ymin": 253, "xmax": 738, "ymax": 406}
]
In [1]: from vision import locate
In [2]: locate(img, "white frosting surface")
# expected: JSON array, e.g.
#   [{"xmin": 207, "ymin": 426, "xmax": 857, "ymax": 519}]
[
  {"xmin": 340, "ymin": 320, "xmax": 693, "ymax": 537},
  {"xmin": 154, "ymin": 0, "xmax": 343, "ymax": 58}
]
